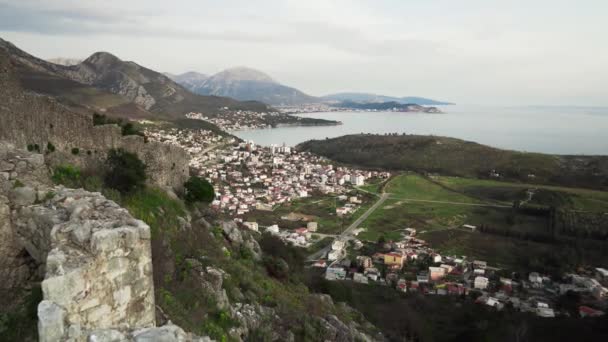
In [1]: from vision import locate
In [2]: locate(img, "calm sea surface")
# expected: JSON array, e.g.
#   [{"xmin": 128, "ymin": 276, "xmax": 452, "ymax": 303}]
[{"xmin": 232, "ymin": 105, "xmax": 608, "ymax": 155}]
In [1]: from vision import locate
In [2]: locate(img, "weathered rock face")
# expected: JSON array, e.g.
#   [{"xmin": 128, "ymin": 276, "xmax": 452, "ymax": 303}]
[{"xmin": 221, "ymin": 221, "xmax": 262, "ymax": 261}]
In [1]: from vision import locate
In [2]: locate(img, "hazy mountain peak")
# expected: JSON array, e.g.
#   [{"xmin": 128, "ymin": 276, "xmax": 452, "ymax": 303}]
[
  {"xmin": 213, "ymin": 66, "xmax": 275, "ymax": 83},
  {"xmin": 83, "ymin": 51, "xmax": 122, "ymax": 67}
]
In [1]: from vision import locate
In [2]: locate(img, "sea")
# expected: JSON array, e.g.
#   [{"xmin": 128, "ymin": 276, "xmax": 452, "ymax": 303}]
[{"xmin": 232, "ymin": 105, "xmax": 608, "ymax": 155}]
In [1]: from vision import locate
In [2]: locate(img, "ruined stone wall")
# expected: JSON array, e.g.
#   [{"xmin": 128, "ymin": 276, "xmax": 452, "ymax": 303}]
[
  {"xmin": 36, "ymin": 188, "xmax": 156, "ymax": 340},
  {"xmin": 0, "ymin": 50, "xmax": 189, "ymax": 190},
  {"xmin": 0, "ymin": 143, "xmax": 209, "ymax": 341}
]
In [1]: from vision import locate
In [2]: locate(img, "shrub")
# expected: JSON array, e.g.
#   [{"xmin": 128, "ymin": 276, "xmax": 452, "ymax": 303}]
[
  {"xmin": 12, "ymin": 180, "xmax": 25, "ymax": 189},
  {"xmin": 93, "ymin": 113, "xmax": 145, "ymax": 138},
  {"xmin": 71, "ymin": 147, "xmax": 80, "ymax": 155},
  {"xmin": 46, "ymin": 142, "xmax": 55, "ymax": 153},
  {"xmin": 104, "ymin": 148, "xmax": 146, "ymax": 194},
  {"xmin": 51, "ymin": 165, "xmax": 81, "ymax": 187},
  {"xmin": 263, "ymin": 256, "xmax": 290, "ymax": 280},
  {"xmin": 183, "ymin": 176, "xmax": 215, "ymax": 204}
]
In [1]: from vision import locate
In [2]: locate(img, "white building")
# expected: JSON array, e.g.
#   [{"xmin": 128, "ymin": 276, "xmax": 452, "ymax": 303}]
[
  {"xmin": 266, "ymin": 225, "xmax": 280, "ymax": 234},
  {"xmin": 243, "ymin": 222, "xmax": 259, "ymax": 232},
  {"xmin": 474, "ymin": 276, "xmax": 489, "ymax": 290},
  {"xmin": 332, "ymin": 240, "xmax": 345, "ymax": 251},
  {"xmin": 354, "ymin": 175, "xmax": 365, "ymax": 186}
]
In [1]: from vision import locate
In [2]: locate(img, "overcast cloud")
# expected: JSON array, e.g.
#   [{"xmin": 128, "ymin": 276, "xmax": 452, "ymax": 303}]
[{"xmin": 1, "ymin": 0, "xmax": 607, "ymax": 105}]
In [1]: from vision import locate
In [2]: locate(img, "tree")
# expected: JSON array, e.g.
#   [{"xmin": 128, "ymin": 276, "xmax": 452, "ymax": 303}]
[
  {"xmin": 104, "ymin": 148, "xmax": 146, "ymax": 194},
  {"xmin": 183, "ymin": 176, "xmax": 215, "ymax": 204}
]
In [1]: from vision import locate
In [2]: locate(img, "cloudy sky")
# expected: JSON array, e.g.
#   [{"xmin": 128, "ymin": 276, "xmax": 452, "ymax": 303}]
[{"xmin": 1, "ymin": 0, "xmax": 607, "ymax": 105}]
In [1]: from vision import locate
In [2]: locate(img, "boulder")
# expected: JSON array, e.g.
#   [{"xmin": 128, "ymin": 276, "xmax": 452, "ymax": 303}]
[
  {"xmin": 38, "ymin": 300, "xmax": 66, "ymax": 342},
  {"xmin": 132, "ymin": 324, "xmax": 188, "ymax": 342},
  {"xmin": 0, "ymin": 160, "xmax": 14, "ymax": 172},
  {"xmin": 221, "ymin": 221, "xmax": 243, "ymax": 245},
  {"xmin": 86, "ymin": 329, "xmax": 127, "ymax": 342},
  {"xmin": 9, "ymin": 185, "xmax": 37, "ymax": 206}
]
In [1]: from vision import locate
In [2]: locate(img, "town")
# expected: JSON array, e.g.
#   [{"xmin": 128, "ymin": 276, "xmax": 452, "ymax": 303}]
[{"xmin": 145, "ymin": 120, "xmax": 608, "ymax": 322}]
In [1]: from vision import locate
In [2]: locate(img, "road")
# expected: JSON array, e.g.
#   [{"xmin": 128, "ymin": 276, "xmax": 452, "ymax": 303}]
[{"xmin": 307, "ymin": 193, "xmax": 390, "ymax": 261}]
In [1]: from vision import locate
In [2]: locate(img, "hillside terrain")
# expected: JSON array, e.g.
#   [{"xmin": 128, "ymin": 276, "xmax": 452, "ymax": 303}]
[
  {"xmin": 171, "ymin": 67, "xmax": 319, "ymax": 106},
  {"xmin": 322, "ymin": 92, "xmax": 453, "ymax": 105},
  {"xmin": 297, "ymin": 134, "xmax": 608, "ymax": 190},
  {"xmin": 0, "ymin": 37, "xmax": 271, "ymax": 120}
]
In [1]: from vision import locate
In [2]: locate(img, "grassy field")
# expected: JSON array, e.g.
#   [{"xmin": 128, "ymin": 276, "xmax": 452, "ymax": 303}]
[
  {"xmin": 357, "ymin": 173, "xmax": 608, "ymax": 271},
  {"xmin": 385, "ymin": 174, "xmax": 482, "ymax": 203},
  {"xmin": 435, "ymin": 176, "xmax": 608, "ymax": 211}
]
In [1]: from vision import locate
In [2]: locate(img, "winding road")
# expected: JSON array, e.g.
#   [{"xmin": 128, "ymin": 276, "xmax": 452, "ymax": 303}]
[{"xmin": 307, "ymin": 193, "xmax": 390, "ymax": 261}]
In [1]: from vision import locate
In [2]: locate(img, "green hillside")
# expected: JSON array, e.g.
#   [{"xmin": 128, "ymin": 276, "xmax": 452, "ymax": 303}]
[{"xmin": 298, "ymin": 134, "xmax": 608, "ymax": 191}]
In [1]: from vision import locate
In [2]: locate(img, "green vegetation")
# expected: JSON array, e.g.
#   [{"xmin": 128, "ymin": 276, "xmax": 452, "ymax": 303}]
[
  {"xmin": 26, "ymin": 144, "xmax": 40, "ymax": 153},
  {"xmin": 51, "ymin": 165, "xmax": 81, "ymax": 187},
  {"xmin": 123, "ymin": 187, "xmax": 186, "ymax": 237},
  {"xmin": 0, "ymin": 286, "xmax": 42, "ymax": 342},
  {"xmin": 386, "ymin": 173, "xmax": 479, "ymax": 203},
  {"xmin": 436, "ymin": 176, "xmax": 608, "ymax": 211},
  {"xmin": 308, "ymin": 237, "xmax": 333, "ymax": 254},
  {"xmin": 46, "ymin": 142, "xmax": 55, "ymax": 153},
  {"xmin": 93, "ymin": 113, "xmax": 145, "ymax": 138},
  {"xmin": 71, "ymin": 147, "xmax": 79, "ymax": 155},
  {"xmin": 243, "ymin": 193, "xmax": 375, "ymax": 235},
  {"xmin": 183, "ymin": 176, "xmax": 215, "ymax": 204},
  {"xmin": 51, "ymin": 164, "xmax": 103, "ymax": 192},
  {"xmin": 298, "ymin": 134, "xmax": 608, "ymax": 191},
  {"xmin": 355, "ymin": 173, "xmax": 608, "ymax": 273},
  {"xmin": 104, "ymin": 148, "xmax": 147, "ymax": 194}
]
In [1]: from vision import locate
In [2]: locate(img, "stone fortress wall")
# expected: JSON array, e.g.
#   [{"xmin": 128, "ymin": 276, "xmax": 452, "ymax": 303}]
[
  {"xmin": 0, "ymin": 50, "xmax": 189, "ymax": 191},
  {"xmin": 0, "ymin": 143, "xmax": 210, "ymax": 341}
]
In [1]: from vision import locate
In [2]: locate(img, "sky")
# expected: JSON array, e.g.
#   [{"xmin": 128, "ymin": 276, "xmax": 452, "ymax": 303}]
[{"xmin": 1, "ymin": 0, "xmax": 607, "ymax": 106}]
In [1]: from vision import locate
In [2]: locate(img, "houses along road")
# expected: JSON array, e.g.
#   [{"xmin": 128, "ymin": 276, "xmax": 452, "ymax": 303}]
[{"xmin": 307, "ymin": 193, "xmax": 390, "ymax": 261}]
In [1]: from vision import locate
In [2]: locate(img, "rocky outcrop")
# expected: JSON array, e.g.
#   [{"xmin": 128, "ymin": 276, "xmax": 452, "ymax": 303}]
[{"xmin": 221, "ymin": 221, "xmax": 262, "ymax": 261}]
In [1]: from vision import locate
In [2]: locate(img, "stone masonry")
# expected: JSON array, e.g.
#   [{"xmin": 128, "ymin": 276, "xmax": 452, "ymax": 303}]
[{"xmin": 0, "ymin": 143, "xmax": 211, "ymax": 341}]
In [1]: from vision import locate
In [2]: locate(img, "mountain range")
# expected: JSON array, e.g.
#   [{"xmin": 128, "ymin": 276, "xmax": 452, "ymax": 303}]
[
  {"xmin": 0, "ymin": 38, "xmax": 270, "ymax": 121},
  {"xmin": 167, "ymin": 67, "xmax": 318, "ymax": 106},
  {"xmin": 169, "ymin": 68, "xmax": 452, "ymax": 106}
]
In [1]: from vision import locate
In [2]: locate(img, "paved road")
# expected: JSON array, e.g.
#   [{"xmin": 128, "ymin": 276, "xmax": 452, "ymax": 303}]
[{"xmin": 307, "ymin": 193, "xmax": 390, "ymax": 261}]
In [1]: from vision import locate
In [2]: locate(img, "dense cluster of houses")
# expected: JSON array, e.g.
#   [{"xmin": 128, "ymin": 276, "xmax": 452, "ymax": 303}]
[
  {"xmin": 185, "ymin": 109, "xmax": 325, "ymax": 131},
  {"xmin": 197, "ymin": 141, "xmax": 386, "ymax": 215},
  {"xmin": 146, "ymin": 124, "xmax": 389, "ymax": 218},
  {"xmin": 321, "ymin": 228, "xmax": 608, "ymax": 319},
  {"xmin": 145, "ymin": 127, "xmax": 230, "ymax": 154}
]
